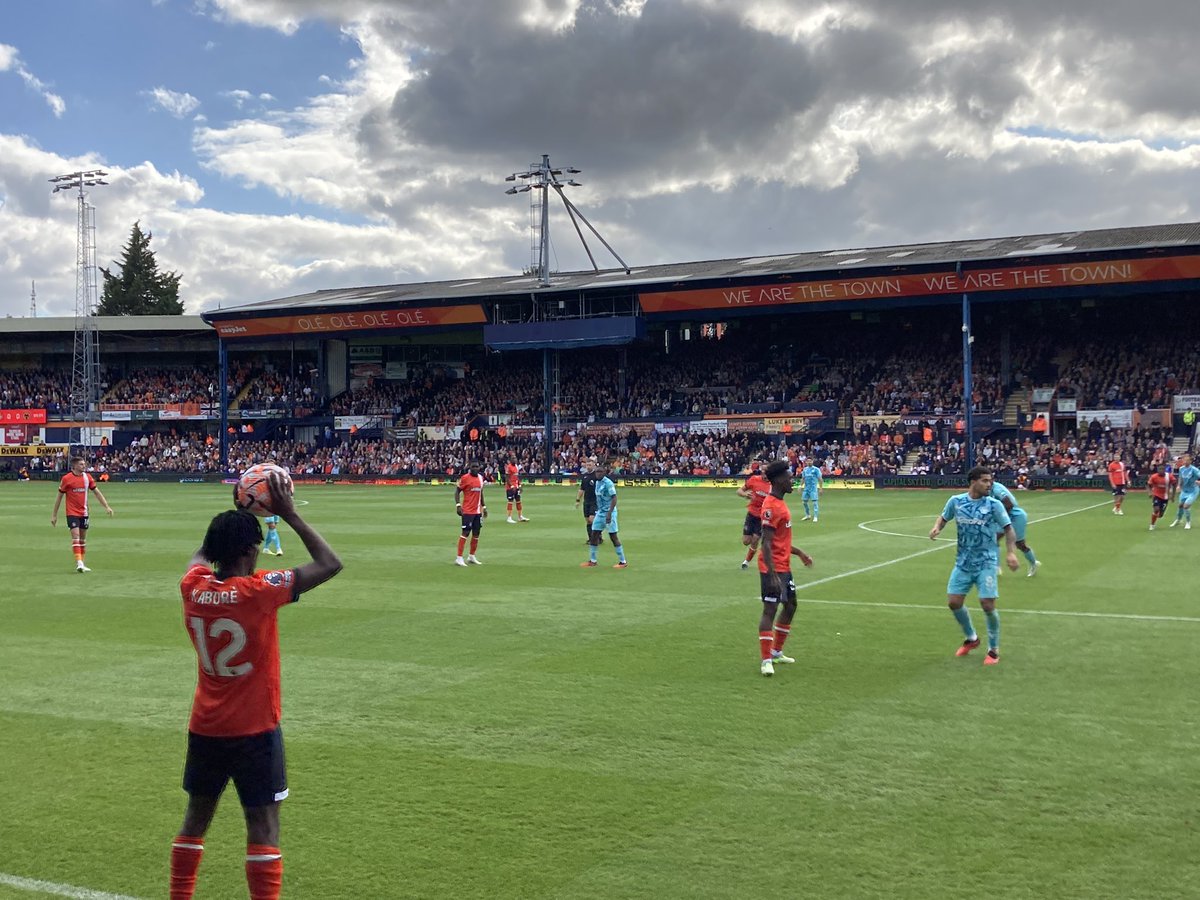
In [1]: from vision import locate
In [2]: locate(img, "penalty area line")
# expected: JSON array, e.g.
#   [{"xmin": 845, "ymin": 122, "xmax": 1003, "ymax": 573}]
[
  {"xmin": 0, "ymin": 872, "xmax": 143, "ymax": 900},
  {"xmin": 793, "ymin": 596, "xmax": 1200, "ymax": 624},
  {"xmin": 857, "ymin": 499, "xmax": 1113, "ymax": 541}
]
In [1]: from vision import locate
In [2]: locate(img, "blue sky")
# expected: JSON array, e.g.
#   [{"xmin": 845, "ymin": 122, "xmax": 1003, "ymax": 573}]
[
  {"xmin": 3, "ymin": 0, "xmax": 361, "ymax": 220},
  {"xmin": 1, "ymin": 0, "xmax": 1199, "ymax": 318}
]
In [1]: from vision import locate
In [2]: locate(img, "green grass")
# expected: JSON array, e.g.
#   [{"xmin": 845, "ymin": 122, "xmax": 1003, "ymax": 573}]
[{"xmin": 1, "ymin": 481, "xmax": 1198, "ymax": 899}]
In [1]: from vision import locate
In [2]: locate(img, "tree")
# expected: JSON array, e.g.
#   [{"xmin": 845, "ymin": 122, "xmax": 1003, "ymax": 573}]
[{"xmin": 97, "ymin": 222, "xmax": 184, "ymax": 315}]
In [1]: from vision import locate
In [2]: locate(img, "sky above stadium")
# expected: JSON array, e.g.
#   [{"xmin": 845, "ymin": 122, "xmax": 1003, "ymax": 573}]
[{"xmin": 2, "ymin": 0, "xmax": 1199, "ymax": 319}]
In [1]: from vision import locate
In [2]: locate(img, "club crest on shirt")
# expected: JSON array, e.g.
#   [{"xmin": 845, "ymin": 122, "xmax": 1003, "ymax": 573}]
[{"xmin": 263, "ymin": 570, "xmax": 292, "ymax": 587}]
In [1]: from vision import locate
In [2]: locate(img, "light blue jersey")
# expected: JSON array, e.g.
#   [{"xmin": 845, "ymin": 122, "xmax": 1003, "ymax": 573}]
[
  {"xmin": 1177, "ymin": 465, "xmax": 1200, "ymax": 495},
  {"xmin": 801, "ymin": 465, "xmax": 822, "ymax": 496},
  {"xmin": 989, "ymin": 481, "xmax": 1022, "ymax": 515},
  {"xmin": 941, "ymin": 493, "xmax": 1012, "ymax": 575},
  {"xmin": 594, "ymin": 477, "xmax": 616, "ymax": 517},
  {"xmin": 990, "ymin": 480, "xmax": 1028, "ymax": 540},
  {"xmin": 591, "ymin": 476, "xmax": 620, "ymax": 535}
]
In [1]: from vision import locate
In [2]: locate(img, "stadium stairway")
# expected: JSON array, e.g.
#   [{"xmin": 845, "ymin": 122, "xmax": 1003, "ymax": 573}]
[
  {"xmin": 899, "ymin": 448, "xmax": 924, "ymax": 475},
  {"xmin": 1003, "ymin": 389, "xmax": 1032, "ymax": 426}
]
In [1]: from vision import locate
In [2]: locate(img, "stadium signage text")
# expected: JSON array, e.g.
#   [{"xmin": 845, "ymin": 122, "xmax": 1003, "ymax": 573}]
[
  {"xmin": 0, "ymin": 444, "xmax": 67, "ymax": 457},
  {"xmin": 0, "ymin": 408, "xmax": 47, "ymax": 425},
  {"xmin": 212, "ymin": 304, "xmax": 488, "ymax": 338},
  {"xmin": 638, "ymin": 254, "xmax": 1200, "ymax": 313}
]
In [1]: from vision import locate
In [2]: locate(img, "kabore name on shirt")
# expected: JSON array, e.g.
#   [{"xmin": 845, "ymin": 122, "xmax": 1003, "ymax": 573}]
[{"xmin": 192, "ymin": 588, "xmax": 240, "ymax": 605}]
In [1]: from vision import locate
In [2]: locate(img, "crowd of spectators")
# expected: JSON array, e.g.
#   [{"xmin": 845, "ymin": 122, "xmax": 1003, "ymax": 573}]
[
  {"xmin": 0, "ymin": 369, "xmax": 77, "ymax": 412},
  {"xmin": 905, "ymin": 425, "xmax": 1175, "ymax": 481},
  {"xmin": 102, "ymin": 364, "xmax": 257, "ymax": 407},
  {"xmin": 237, "ymin": 365, "xmax": 322, "ymax": 413}
]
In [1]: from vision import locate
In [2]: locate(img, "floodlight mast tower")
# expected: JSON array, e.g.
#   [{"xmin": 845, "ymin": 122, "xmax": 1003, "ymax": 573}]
[
  {"xmin": 504, "ymin": 154, "xmax": 630, "ymax": 287},
  {"xmin": 50, "ymin": 170, "xmax": 108, "ymax": 450},
  {"xmin": 503, "ymin": 156, "xmax": 632, "ymax": 472}
]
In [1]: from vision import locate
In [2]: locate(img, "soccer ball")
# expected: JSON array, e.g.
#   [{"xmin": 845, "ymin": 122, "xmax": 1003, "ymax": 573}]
[{"xmin": 235, "ymin": 463, "xmax": 293, "ymax": 516}]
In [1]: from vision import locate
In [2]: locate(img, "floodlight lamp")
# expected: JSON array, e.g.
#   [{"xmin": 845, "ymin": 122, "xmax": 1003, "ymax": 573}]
[
  {"xmin": 566, "ymin": 167, "xmax": 581, "ymax": 174},
  {"xmin": 505, "ymin": 187, "xmax": 519, "ymax": 194},
  {"xmin": 567, "ymin": 180, "xmax": 581, "ymax": 187},
  {"xmin": 505, "ymin": 174, "xmax": 517, "ymax": 181}
]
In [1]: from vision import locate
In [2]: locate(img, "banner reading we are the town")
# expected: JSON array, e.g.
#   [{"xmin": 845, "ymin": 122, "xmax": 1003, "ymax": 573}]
[{"xmin": 639, "ymin": 254, "xmax": 1200, "ymax": 314}]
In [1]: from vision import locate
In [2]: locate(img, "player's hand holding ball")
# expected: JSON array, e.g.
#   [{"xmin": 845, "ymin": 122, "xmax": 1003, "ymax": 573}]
[{"xmin": 267, "ymin": 470, "xmax": 296, "ymax": 518}]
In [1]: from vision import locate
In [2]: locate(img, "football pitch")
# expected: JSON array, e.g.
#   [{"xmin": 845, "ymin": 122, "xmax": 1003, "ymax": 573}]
[{"xmin": 1, "ymin": 481, "xmax": 1197, "ymax": 899}]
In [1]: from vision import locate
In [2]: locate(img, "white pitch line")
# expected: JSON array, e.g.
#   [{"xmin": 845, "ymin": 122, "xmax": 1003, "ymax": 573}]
[
  {"xmin": 857, "ymin": 499, "xmax": 1113, "ymax": 541},
  {"xmin": 818, "ymin": 499, "xmax": 1114, "ymax": 591},
  {"xmin": 0, "ymin": 872, "xmax": 143, "ymax": 900},
  {"xmin": 796, "ymin": 500, "xmax": 1194, "ymax": 623},
  {"xmin": 794, "ymin": 596, "xmax": 1200, "ymax": 624}
]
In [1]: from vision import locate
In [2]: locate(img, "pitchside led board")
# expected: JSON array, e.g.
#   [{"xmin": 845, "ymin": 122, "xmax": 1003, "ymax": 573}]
[
  {"xmin": 0, "ymin": 409, "xmax": 48, "ymax": 425},
  {"xmin": 637, "ymin": 254, "xmax": 1200, "ymax": 314}
]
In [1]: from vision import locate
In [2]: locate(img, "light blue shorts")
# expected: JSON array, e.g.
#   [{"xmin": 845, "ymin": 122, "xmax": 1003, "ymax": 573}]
[
  {"xmin": 801, "ymin": 489, "xmax": 819, "ymax": 501},
  {"xmin": 1180, "ymin": 490, "xmax": 1199, "ymax": 509},
  {"xmin": 591, "ymin": 510, "xmax": 619, "ymax": 534},
  {"xmin": 947, "ymin": 566, "xmax": 999, "ymax": 599}
]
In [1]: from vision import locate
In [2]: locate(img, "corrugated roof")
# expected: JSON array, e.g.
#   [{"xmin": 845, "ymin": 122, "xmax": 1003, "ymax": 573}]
[{"xmin": 200, "ymin": 221, "xmax": 1200, "ymax": 320}]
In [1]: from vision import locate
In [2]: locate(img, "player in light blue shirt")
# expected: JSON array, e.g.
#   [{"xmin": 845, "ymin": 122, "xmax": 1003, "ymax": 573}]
[
  {"xmin": 584, "ymin": 462, "xmax": 627, "ymax": 568},
  {"xmin": 990, "ymin": 479, "xmax": 1039, "ymax": 576},
  {"xmin": 262, "ymin": 514, "xmax": 283, "ymax": 555},
  {"xmin": 930, "ymin": 466, "xmax": 1018, "ymax": 666},
  {"xmin": 1169, "ymin": 454, "xmax": 1200, "ymax": 530},
  {"xmin": 800, "ymin": 463, "xmax": 823, "ymax": 522}
]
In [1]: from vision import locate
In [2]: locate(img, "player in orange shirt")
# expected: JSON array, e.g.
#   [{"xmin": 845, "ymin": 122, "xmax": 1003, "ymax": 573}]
[
  {"xmin": 1106, "ymin": 455, "xmax": 1129, "ymax": 515},
  {"xmin": 455, "ymin": 460, "xmax": 488, "ymax": 566},
  {"xmin": 50, "ymin": 455, "xmax": 114, "ymax": 573},
  {"xmin": 1146, "ymin": 462, "xmax": 1177, "ymax": 531},
  {"xmin": 170, "ymin": 469, "xmax": 342, "ymax": 900},
  {"xmin": 504, "ymin": 455, "xmax": 529, "ymax": 523},
  {"xmin": 735, "ymin": 460, "xmax": 771, "ymax": 570},
  {"xmin": 757, "ymin": 459, "xmax": 814, "ymax": 677}
]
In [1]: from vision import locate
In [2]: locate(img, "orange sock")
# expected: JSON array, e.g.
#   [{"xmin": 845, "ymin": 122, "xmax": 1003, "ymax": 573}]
[
  {"xmin": 169, "ymin": 835, "xmax": 204, "ymax": 899},
  {"xmin": 469, "ymin": 537, "xmax": 479, "ymax": 555},
  {"xmin": 773, "ymin": 624, "xmax": 791, "ymax": 653},
  {"xmin": 507, "ymin": 503, "xmax": 513, "ymax": 516},
  {"xmin": 457, "ymin": 537, "xmax": 466, "ymax": 556},
  {"xmin": 744, "ymin": 547, "xmax": 756, "ymax": 562},
  {"xmin": 73, "ymin": 540, "xmax": 84, "ymax": 562},
  {"xmin": 246, "ymin": 844, "xmax": 282, "ymax": 900},
  {"xmin": 759, "ymin": 630, "xmax": 774, "ymax": 660}
]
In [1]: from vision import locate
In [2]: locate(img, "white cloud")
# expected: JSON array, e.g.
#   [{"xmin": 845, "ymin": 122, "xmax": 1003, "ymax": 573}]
[
  {"xmin": 222, "ymin": 89, "xmax": 254, "ymax": 109},
  {"xmin": 0, "ymin": 42, "xmax": 65, "ymax": 117},
  {"xmin": 144, "ymin": 87, "xmax": 201, "ymax": 118}
]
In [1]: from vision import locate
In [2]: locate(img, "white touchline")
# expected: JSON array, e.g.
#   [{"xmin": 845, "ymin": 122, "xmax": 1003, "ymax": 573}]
[{"xmin": 0, "ymin": 872, "xmax": 143, "ymax": 900}]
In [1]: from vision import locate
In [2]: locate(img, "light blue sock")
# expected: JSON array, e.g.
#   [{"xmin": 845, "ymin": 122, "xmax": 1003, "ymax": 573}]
[
  {"xmin": 984, "ymin": 609, "xmax": 1000, "ymax": 652},
  {"xmin": 589, "ymin": 543, "xmax": 598, "ymax": 563},
  {"xmin": 615, "ymin": 545, "xmax": 626, "ymax": 563},
  {"xmin": 812, "ymin": 501, "xmax": 820, "ymax": 518},
  {"xmin": 1187, "ymin": 509, "xmax": 1193, "ymax": 523},
  {"xmin": 952, "ymin": 606, "xmax": 976, "ymax": 640},
  {"xmin": 803, "ymin": 500, "xmax": 811, "ymax": 517},
  {"xmin": 1023, "ymin": 548, "xmax": 1037, "ymax": 566}
]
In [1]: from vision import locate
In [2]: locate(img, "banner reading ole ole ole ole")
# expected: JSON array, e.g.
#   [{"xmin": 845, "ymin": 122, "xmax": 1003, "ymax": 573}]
[{"xmin": 212, "ymin": 304, "xmax": 487, "ymax": 338}]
